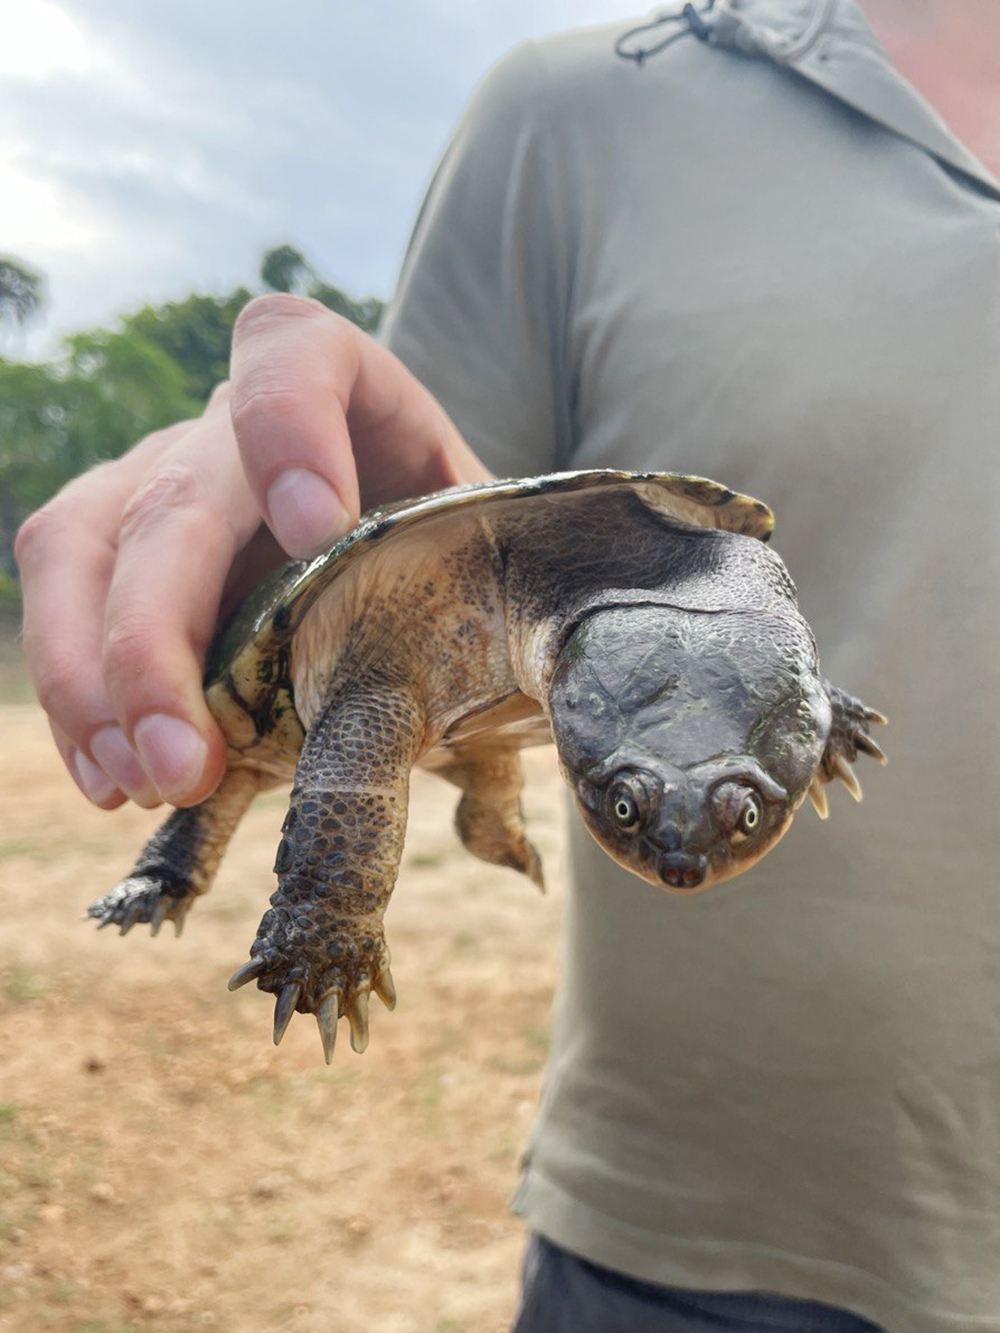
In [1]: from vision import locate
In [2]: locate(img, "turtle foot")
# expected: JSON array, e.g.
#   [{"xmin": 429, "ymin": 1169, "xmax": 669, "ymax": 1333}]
[
  {"xmin": 228, "ymin": 907, "xmax": 396, "ymax": 1063},
  {"xmin": 87, "ymin": 876, "xmax": 194, "ymax": 937},
  {"xmin": 818, "ymin": 683, "xmax": 888, "ymax": 810}
]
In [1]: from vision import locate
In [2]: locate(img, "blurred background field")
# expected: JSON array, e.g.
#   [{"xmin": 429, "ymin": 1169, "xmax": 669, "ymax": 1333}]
[{"xmin": 0, "ymin": 670, "xmax": 567, "ymax": 1333}]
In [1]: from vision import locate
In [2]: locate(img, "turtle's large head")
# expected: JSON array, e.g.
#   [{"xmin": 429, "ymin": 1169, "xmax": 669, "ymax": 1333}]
[{"xmin": 548, "ymin": 605, "xmax": 831, "ymax": 893}]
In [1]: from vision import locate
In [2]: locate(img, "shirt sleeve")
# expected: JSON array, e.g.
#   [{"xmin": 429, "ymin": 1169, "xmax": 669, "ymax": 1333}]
[{"xmin": 380, "ymin": 41, "xmax": 574, "ymax": 478}]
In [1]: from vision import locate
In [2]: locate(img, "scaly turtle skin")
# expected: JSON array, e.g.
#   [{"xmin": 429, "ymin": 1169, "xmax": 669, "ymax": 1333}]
[{"xmin": 88, "ymin": 470, "xmax": 886, "ymax": 1061}]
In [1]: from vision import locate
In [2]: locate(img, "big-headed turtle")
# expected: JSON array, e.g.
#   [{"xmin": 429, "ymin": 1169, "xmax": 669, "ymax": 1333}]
[{"xmin": 88, "ymin": 471, "xmax": 885, "ymax": 1060}]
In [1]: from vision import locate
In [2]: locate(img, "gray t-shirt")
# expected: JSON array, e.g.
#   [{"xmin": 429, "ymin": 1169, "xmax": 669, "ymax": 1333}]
[{"xmin": 382, "ymin": 3, "xmax": 1000, "ymax": 1329}]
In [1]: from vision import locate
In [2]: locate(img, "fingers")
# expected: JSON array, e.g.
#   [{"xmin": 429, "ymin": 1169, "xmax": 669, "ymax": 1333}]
[
  {"xmin": 49, "ymin": 719, "xmax": 127, "ymax": 811},
  {"xmin": 230, "ymin": 295, "xmax": 490, "ymax": 559},
  {"xmin": 17, "ymin": 452, "xmax": 168, "ymax": 807},
  {"xmin": 17, "ymin": 398, "xmax": 263, "ymax": 809},
  {"xmin": 100, "ymin": 400, "xmax": 264, "ymax": 806}
]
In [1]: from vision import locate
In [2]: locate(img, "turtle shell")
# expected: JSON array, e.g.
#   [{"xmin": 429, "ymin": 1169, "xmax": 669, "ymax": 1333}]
[{"xmin": 204, "ymin": 470, "xmax": 774, "ymax": 762}]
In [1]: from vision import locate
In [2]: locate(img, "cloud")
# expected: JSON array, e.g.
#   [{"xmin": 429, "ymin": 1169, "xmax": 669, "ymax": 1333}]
[{"xmin": 3, "ymin": 0, "xmax": 647, "ymax": 354}]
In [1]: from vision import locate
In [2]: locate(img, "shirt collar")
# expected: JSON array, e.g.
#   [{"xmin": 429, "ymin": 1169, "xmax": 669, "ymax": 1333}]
[{"xmin": 706, "ymin": 0, "xmax": 1000, "ymax": 197}]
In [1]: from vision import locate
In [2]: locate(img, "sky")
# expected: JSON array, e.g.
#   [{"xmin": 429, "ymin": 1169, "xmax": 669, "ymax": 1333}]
[{"xmin": 1, "ymin": 0, "xmax": 650, "ymax": 358}]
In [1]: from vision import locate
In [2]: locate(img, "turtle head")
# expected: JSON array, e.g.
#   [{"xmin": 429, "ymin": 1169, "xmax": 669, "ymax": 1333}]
[{"xmin": 548, "ymin": 605, "xmax": 831, "ymax": 893}]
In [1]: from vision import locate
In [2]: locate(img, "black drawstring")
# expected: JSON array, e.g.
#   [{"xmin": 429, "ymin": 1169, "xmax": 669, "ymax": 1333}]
[{"xmin": 614, "ymin": 2, "xmax": 715, "ymax": 67}]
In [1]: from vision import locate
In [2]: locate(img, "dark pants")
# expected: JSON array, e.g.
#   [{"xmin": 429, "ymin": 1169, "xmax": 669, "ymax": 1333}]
[{"xmin": 512, "ymin": 1235, "xmax": 884, "ymax": 1333}]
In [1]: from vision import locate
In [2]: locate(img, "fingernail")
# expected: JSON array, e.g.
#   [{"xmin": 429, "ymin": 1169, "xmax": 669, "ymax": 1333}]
[
  {"xmin": 90, "ymin": 724, "xmax": 161, "ymax": 808},
  {"xmin": 133, "ymin": 714, "xmax": 208, "ymax": 804},
  {"xmin": 71, "ymin": 749, "xmax": 120, "ymax": 806},
  {"xmin": 266, "ymin": 468, "xmax": 351, "ymax": 559}
]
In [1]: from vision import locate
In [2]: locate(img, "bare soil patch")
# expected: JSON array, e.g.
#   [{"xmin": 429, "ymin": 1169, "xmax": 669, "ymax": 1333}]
[{"xmin": 0, "ymin": 703, "xmax": 566, "ymax": 1333}]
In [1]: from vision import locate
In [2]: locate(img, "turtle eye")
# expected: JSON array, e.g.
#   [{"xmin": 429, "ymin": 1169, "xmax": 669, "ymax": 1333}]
[
  {"xmin": 735, "ymin": 792, "xmax": 762, "ymax": 839},
  {"xmin": 608, "ymin": 782, "xmax": 643, "ymax": 833},
  {"xmin": 712, "ymin": 781, "xmax": 764, "ymax": 844}
]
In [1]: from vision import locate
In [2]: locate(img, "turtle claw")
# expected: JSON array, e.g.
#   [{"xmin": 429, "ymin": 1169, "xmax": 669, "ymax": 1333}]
[
  {"xmin": 854, "ymin": 732, "xmax": 888, "ymax": 766},
  {"xmin": 150, "ymin": 896, "xmax": 171, "ymax": 936},
  {"xmin": 373, "ymin": 967, "xmax": 397, "ymax": 1012},
  {"xmin": 118, "ymin": 900, "xmax": 144, "ymax": 935},
  {"xmin": 228, "ymin": 956, "xmax": 267, "ymax": 991},
  {"xmin": 347, "ymin": 991, "xmax": 370, "ymax": 1054},
  {"xmin": 273, "ymin": 981, "xmax": 302, "ymax": 1046},
  {"xmin": 808, "ymin": 776, "xmax": 829, "ymax": 820},
  {"xmin": 316, "ymin": 991, "xmax": 341, "ymax": 1064},
  {"xmin": 830, "ymin": 754, "xmax": 863, "ymax": 803}
]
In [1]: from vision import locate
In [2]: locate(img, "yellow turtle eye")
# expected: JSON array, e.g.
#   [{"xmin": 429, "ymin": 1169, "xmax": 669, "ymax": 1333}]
[
  {"xmin": 737, "ymin": 793, "xmax": 762, "ymax": 836},
  {"xmin": 609, "ymin": 785, "xmax": 642, "ymax": 832}
]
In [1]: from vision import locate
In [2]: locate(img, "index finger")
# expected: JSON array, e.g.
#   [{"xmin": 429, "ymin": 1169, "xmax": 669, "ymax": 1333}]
[{"xmin": 229, "ymin": 294, "xmax": 489, "ymax": 560}]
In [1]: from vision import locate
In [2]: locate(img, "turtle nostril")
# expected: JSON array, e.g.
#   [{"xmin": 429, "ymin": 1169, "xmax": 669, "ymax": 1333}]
[{"xmin": 659, "ymin": 852, "xmax": 707, "ymax": 890}]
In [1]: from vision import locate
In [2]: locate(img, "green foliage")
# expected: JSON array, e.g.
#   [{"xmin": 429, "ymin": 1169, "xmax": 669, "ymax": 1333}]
[
  {"xmin": 309, "ymin": 281, "xmax": 384, "ymax": 335},
  {"xmin": 0, "ymin": 247, "xmax": 384, "ymax": 591},
  {"xmin": 261, "ymin": 244, "xmax": 384, "ymax": 334},
  {"xmin": 260, "ymin": 243, "xmax": 312, "ymax": 295},
  {"xmin": 124, "ymin": 287, "xmax": 252, "ymax": 400},
  {"xmin": 0, "ymin": 331, "xmax": 199, "ymax": 577},
  {"xmin": 0, "ymin": 256, "xmax": 45, "ymax": 330}
]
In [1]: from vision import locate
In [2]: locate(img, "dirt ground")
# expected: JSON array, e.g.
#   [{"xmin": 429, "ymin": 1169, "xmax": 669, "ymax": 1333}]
[{"xmin": 0, "ymin": 698, "xmax": 568, "ymax": 1333}]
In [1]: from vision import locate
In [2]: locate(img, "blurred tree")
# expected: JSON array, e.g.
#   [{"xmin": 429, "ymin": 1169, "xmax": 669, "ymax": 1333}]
[
  {"xmin": 0, "ymin": 331, "xmax": 198, "ymax": 579},
  {"xmin": 261, "ymin": 244, "xmax": 313, "ymax": 295},
  {"xmin": 125, "ymin": 288, "xmax": 252, "ymax": 401},
  {"xmin": 261, "ymin": 244, "xmax": 384, "ymax": 334},
  {"xmin": 0, "ymin": 257, "xmax": 45, "ymax": 330},
  {"xmin": 308, "ymin": 282, "xmax": 384, "ymax": 335},
  {"xmin": 1, "ymin": 247, "xmax": 384, "ymax": 593}
]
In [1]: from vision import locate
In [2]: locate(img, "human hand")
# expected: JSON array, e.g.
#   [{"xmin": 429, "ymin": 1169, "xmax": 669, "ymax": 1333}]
[{"xmin": 16, "ymin": 294, "xmax": 492, "ymax": 811}]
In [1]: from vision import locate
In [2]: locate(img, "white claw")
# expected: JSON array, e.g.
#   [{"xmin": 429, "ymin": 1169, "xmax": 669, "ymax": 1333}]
[
  {"xmin": 831, "ymin": 754, "xmax": 863, "ymax": 802},
  {"xmin": 856, "ymin": 733, "xmax": 889, "ymax": 766},
  {"xmin": 808, "ymin": 776, "xmax": 829, "ymax": 820},
  {"xmin": 227, "ymin": 956, "xmax": 266, "ymax": 991},
  {"xmin": 347, "ymin": 991, "xmax": 370, "ymax": 1054},
  {"xmin": 373, "ymin": 967, "xmax": 397, "ymax": 1012},
  {"xmin": 316, "ymin": 991, "xmax": 340, "ymax": 1065},
  {"xmin": 150, "ymin": 897, "xmax": 171, "ymax": 937},
  {"xmin": 273, "ymin": 981, "xmax": 302, "ymax": 1045}
]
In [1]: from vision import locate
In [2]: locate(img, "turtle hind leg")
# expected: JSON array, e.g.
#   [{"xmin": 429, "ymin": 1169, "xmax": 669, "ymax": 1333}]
[
  {"xmin": 88, "ymin": 766, "xmax": 264, "ymax": 937},
  {"xmin": 438, "ymin": 750, "xmax": 545, "ymax": 891},
  {"xmin": 812, "ymin": 681, "xmax": 888, "ymax": 814}
]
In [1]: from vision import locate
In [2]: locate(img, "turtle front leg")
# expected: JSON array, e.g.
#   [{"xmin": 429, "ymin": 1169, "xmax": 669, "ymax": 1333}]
[
  {"xmin": 88, "ymin": 766, "xmax": 265, "ymax": 936},
  {"xmin": 808, "ymin": 682, "xmax": 888, "ymax": 818},
  {"xmin": 229, "ymin": 680, "xmax": 425, "ymax": 1061}
]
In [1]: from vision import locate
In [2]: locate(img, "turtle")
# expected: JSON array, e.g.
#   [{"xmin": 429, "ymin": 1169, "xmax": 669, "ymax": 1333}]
[{"xmin": 87, "ymin": 469, "xmax": 886, "ymax": 1062}]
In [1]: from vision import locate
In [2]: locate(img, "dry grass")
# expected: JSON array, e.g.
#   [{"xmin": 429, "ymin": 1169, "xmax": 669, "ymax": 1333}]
[{"xmin": 0, "ymin": 696, "xmax": 566, "ymax": 1333}]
